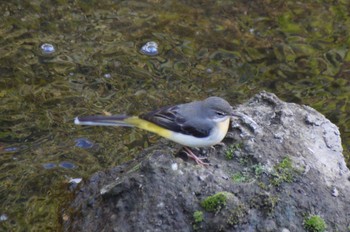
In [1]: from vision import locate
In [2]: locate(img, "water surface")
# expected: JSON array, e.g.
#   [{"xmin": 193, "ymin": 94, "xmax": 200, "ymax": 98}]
[{"xmin": 0, "ymin": 1, "xmax": 349, "ymax": 230}]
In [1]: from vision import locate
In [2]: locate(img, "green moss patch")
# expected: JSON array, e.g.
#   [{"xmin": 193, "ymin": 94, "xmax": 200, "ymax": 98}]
[
  {"xmin": 304, "ymin": 215, "xmax": 327, "ymax": 232},
  {"xmin": 193, "ymin": 210, "xmax": 204, "ymax": 223},
  {"xmin": 225, "ymin": 143, "xmax": 242, "ymax": 160},
  {"xmin": 271, "ymin": 157, "xmax": 296, "ymax": 186},
  {"xmin": 201, "ymin": 192, "xmax": 229, "ymax": 212}
]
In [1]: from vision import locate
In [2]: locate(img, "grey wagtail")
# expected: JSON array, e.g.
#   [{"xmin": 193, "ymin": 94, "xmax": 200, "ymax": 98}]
[{"xmin": 74, "ymin": 97, "xmax": 233, "ymax": 166}]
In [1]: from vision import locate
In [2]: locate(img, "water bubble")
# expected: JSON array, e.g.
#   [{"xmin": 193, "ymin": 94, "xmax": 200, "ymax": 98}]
[
  {"xmin": 0, "ymin": 214, "xmax": 8, "ymax": 221},
  {"xmin": 59, "ymin": 161, "xmax": 76, "ymax": 169},
  {"xmin": 75, "ymin": 138, "xmax": 94, "ymax": 149},
  {"xmin": 206, "ymin": 68, "xmax": 213, "ymax": 73},
  {"xmin": 140, "ymin": 41, "xmax": 158, "ymax": 56},
  {"xmin": 104, "ymin": 73, "xmax": 111, "ymax": 79},
  {"xmin": 40, "ymin": 43, "xmax": 55, "ymax": 55},
  {"xmin": 42, "ymin": 163, "xmax": 57, "ymax": 169}
]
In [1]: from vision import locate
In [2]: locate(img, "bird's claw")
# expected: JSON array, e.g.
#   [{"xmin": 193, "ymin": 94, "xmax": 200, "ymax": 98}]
[{"xmin": 183, "ymin": 147, "xmax": 209, "ymax": 167}]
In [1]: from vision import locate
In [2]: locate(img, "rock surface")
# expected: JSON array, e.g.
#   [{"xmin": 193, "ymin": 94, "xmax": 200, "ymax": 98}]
[{"xmin": 63, "ymin": 92, "xmax": 350, "ymax": 231}]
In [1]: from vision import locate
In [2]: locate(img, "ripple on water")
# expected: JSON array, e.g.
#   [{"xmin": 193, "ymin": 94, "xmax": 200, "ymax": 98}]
[
  {"xmin": 4, "ymin": 147, "xmax": 19, "ymax": 152},
  {"xmin": 40, "ymin": 43, "xmax": 55, "ymax": 55},
  {"xmin": 75, "ymin": 138, "xmax": 94, "ymax": 149},
  {"xmin": 59, "ymin": 161, "xmax": 76, "ymax": 169},
  {"xmin": 42, "ymin": 163, "xmax": 57, "ymax": 169}
]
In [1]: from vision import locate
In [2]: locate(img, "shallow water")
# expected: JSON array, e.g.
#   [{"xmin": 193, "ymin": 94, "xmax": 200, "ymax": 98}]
[{"xmin": 0, "ymin": 0, "xmax": 349, "ymax": 230}]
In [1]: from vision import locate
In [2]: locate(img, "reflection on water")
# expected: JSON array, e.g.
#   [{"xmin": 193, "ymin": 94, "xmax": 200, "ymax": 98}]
[
  {"xmin": 74, "ymin": 137, "xmax": 94, "ymax": 149},
  {"xmin": 0, "ymin": 0, "xmax": 349, "ymax": 230},
  {"xmin": 40, "ymin": 43, "xmax": 56, "ymax": 55},
  {"xmin": 140, "ymin": 41, "xmax": 159, "ymax": 56}
]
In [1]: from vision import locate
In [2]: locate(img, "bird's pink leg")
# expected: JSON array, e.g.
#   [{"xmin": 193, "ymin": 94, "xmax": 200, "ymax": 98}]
[{"xmin": 183, "ymin": 147, "xmax": 209, "ymax": 167}]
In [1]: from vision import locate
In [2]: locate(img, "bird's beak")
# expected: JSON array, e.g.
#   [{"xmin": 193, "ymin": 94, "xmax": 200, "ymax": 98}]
[{"xmin": 230, "ymin": 111, "xmax": 242, "ymax": 117}]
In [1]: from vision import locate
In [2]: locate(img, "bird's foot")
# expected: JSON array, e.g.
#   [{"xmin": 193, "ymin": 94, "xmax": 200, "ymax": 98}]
[{"xmin": 183, "ymin": 147, "xmax": 209, "ymax": 167}]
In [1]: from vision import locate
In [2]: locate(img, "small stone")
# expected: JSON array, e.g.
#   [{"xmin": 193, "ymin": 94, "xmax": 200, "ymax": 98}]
[
  {"xmin": 332, "ymin": 187, "xmax": 339, "ymax": 197},
  {"xmin": 221, "ymin": 174, "xmax": 229, "ymax": 180},
  {"xmin": 62, "ymin": 213, "xmax": 69, "ymax": 221},
  {"xmin": 171, "ymin": 163, "xmax": 178, "ymax": 171}
]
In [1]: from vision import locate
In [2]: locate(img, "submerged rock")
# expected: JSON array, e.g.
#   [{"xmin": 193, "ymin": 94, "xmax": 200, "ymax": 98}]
[{"xmin": 62, "ymin": 92, "xmax": 350, "ymax": 231}]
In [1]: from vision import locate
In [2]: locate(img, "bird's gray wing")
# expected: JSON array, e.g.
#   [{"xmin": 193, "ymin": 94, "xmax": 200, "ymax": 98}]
[{"xmin": 139, "ymin": 105, "xmax": 211, "ymax": 138}]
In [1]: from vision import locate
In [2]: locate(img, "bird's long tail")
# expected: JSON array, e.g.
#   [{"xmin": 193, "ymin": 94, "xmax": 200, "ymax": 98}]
[{"xmin": 74, "ymin": 115, "xmax": 134, "ymax": 127}]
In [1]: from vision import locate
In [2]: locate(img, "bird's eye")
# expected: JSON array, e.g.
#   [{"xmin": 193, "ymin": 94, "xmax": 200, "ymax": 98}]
[{"xmin": 215, "ymin": 111, "xmax": 226, "ymax": 117}]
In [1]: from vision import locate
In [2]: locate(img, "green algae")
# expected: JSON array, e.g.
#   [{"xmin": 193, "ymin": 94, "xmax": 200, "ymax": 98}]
[{"xmin": 0, "ymin": 1, "xmax": 349, "ymax": 231}]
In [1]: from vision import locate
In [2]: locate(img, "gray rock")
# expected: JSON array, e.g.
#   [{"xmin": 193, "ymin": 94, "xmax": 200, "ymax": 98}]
[{"xmin": 63, "ymin": 92, "xmax": 350, "ymax": 232}]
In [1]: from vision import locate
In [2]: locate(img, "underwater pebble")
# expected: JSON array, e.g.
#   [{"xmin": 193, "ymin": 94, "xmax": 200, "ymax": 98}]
[
  {"xmin": 0, "ymin": 214, "xmax": 8, "ymax": 221},
  {"xmin": 59, "ymin": 161, "xmax": 76, "ymax": 169},
  {"xmin": 40, "ymin": 43, "xmax": 55, "ymax": 55},
  {"xmin": 42, "ymin": 163, "xmax": 57, "ymax": 169},
  {"xmin": 139, "ymin": 41, "xmax": 158, "ymax": 56},
  {"xmin": 75, "ymin": 138, "xmax": 94, "ymax": 149}
]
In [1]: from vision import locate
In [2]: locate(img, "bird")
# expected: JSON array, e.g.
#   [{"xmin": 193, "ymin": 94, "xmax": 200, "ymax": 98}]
[{"xmin": 74, "ymin": 96, "xmax": 234, "ymax": 166}]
